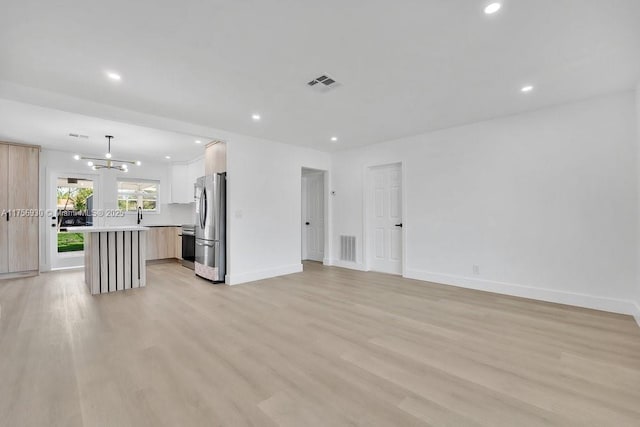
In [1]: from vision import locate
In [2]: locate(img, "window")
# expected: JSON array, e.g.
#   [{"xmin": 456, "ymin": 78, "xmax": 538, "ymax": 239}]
[{"xmin": 117, "ymin": 179, "xmax": 159, "ymax": 213}]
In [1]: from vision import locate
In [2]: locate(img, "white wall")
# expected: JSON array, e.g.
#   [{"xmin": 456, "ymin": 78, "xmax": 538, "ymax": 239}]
[
  {"xmin": 14, "ymin": 85, "xmax": 333, "ymax": 283},
  {"xmin": 226, "ymin": 135, "xmax": 330, "ymax": 284},
  {"xmin": 636, "ymin": 85, "xmax": 640, "ymax": 323},
  {"xmin": 39, "ymin": 149, "xmax": 195, "ymax": 270},
  {"xmin": 17, "ymin": 81, "xmax": 640, "ymax": 310},
  {"xmin": 331, "ymin": 92, "xmax": 638, "ymax": 315},
  {"xmin": 41, "ymin": 136, "xmax": 331, "ymax": 283}
]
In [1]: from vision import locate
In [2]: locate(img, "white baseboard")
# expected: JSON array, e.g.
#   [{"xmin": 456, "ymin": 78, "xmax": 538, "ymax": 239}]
[
  {"xmin": 327, "ymin": 259, "xmax": 368, "ymax": 271},
  {"xmin": 404, "ymin": 268, "xmax": 638, "ymax": 317},
  {"xmin": 0, "ymin": 270, "xmax": 39, "ymax": 280},
  {"xmin": 227, "ymin": 263, "xmax": 303, "ymax": 286},
  {"xmin": 50, "ymin": 266, "xmax": 84, "ymax": 271},
  {"xmin": 632, "ymin": 301, "xmax": 640, "ymax": 327}
]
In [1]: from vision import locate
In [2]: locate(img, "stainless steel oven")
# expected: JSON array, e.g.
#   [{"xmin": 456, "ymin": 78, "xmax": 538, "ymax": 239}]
[{"xmin": 181, "ymin": 225, "xmax": 196, "ymax": 269}]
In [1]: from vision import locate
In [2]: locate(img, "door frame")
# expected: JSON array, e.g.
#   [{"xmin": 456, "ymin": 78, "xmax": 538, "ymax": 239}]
[
  {"xmin": 46, "ymin": 169, "xmax": 101, "ymax": 270},
  {"xmin": 363, "ymin": 161, "xmax": 406, "ymax": 275},
  {"xmin": 300, "ymin": 167, "xmax": 329, "ymax": 264}
]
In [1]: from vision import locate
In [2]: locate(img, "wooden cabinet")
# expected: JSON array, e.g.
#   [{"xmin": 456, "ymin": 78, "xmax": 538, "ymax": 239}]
[
  {"xmin": 0, "ymin": 144, "xmax": 8, "ymax": 274},
  {"xmin": 0, "ymin": 142, "xmax": 39, "ymax": 276},
  {"xmin": 145, "ymin": 227, "xmax": 181, "ymax": 260},
  {"xmin": 175, "ymin": 227, "xmax": 182, "ymax": 260}
]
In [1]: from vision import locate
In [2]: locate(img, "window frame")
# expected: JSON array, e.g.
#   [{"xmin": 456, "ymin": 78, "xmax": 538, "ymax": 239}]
[{"xmin": 117, "ymin": 178, "xmax": 160, "ymax": 214}]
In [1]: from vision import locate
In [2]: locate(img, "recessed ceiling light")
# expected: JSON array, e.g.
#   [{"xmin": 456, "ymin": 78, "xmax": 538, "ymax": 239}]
[
  {"xmin": 252, "ymin": 113, "xmax": 261, "ymax": 121},
  {"xmin": 484, "ymin": 2, "xmax": 501, "ymax": 14},
  {"xmin": 106, "ymin": 72, "xmax": 122, "ymax": 81},
  {"xmin": 521, "ymin": 85, "xmax": 534, "ymax": 93},
  {"xmin": 331, "ymin": 137, "xmax": 338, "ymax": 142},
  {"xmin": 195, "ymin": 140, "xmax": 202, "ymax": 144},
  {"xmin": 165, "ymin": 155, "xmax": 171, "ymax": 159}
]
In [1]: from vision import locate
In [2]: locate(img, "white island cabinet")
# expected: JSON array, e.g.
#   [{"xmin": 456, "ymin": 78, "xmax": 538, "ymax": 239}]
[{"xmin": 74, "ymin": 226, "xmax": 149, "ymax": 295}]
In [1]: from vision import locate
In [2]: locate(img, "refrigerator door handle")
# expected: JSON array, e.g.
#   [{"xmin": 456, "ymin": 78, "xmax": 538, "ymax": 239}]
[
  {"xmin": 197, "ymin": 190, "xmax": 201, "ymax": 229},
  {"xmin": 196, "ymin": 241, "xmax": 215, "ymax": 247},
  {"xmin": 198, "ymin": 194, "xmax": 202, "ymax": 229},
  {"xmin": 201, "ymin": 187, "xmax": 208, "ymax": 229},
  {"xmin": 198, "ymin": 188, "xmax": 204, "ymax": 229}
]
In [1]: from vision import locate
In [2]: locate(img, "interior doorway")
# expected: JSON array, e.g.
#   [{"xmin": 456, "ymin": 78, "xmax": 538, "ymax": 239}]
[
  {"xmin": 366, "ymin": 163, "xmax": 403, "ymax": 275},
  {"xmin": 48, "ymin": 173, "xmax": 98, "ymax": 269},
  {"xmin": 301, "ymin": 168, "xmax": 326, "ymax": 262}
]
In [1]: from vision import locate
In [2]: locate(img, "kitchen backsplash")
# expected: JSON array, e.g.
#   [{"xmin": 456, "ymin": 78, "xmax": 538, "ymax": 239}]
[{"xmin": 95, "ymin": 203, "xmax": 195, "ymax": 227}]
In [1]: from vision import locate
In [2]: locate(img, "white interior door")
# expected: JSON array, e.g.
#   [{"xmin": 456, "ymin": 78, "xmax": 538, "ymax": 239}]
[
  {"xmin": 302, "ymin": 172, "xmax": 324, "ymax": 262},
  {"xmin": 368, "ymin": 163, "xmax": 402, "ymax": 274}
]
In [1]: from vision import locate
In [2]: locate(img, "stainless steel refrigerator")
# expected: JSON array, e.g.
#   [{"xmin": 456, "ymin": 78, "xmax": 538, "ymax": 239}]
[{"xmin": 194, "ymin": 173, "xmax": 226, "ymax": 282}]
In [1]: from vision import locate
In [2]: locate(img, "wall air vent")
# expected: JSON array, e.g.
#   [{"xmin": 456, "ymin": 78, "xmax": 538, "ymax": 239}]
[
  {"xmin": 340, "ymin": 235, "xmax": 356, "ymax": 262},
  {"xmin": 307, "ymin": 74, "xmax": 340, "ymax": 93}
]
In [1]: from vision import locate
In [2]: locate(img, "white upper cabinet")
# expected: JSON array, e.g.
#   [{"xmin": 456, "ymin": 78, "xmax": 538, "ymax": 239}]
[
  {"xmin": 188, "ymin": 157, "xmax": 204, "ymax": 193},
  {"xmin": 169, "ymin": 157, "xmax": 204, "ymax": 204},
  {"xmin": 170, "ymin": 164, "xmax": 189, "ymax": 204}
]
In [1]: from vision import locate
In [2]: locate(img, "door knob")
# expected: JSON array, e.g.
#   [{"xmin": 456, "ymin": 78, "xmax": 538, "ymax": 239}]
[
  {"xmin": 395, "ymin": 223, "xmax": 403, "ymax": 228},
  {"xmin": 305, "ymin": 222, "xmax": 310, "ymax": 225}
]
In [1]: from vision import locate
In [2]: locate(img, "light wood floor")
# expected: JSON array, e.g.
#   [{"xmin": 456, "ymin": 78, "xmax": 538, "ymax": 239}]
[{"xmin": 1, "ymin": 262, "xmax": 639, "ymax": 426}]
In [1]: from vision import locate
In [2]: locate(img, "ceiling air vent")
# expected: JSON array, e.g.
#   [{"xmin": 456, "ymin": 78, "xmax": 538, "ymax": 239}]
[
  {"xmin": 68, "ymin": 133, "xmax": 89, "ymax": 139},
  {"xmin": 307, "ymin": 74, "xmax": 340, "ymax": 93}
]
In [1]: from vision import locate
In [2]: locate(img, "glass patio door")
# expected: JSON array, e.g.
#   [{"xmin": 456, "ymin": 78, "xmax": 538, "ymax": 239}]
[{"xmin": 48, "ymin": 172, "xmax": 97, "ymax": 269}]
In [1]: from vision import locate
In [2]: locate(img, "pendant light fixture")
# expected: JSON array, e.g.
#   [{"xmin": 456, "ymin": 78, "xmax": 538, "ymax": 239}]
[{"xmin": 73, "ymin": 135, "xmax": 141, "ymax": 172}]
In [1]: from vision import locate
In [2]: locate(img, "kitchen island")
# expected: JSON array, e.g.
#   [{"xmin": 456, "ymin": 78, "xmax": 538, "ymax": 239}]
[{"xmin": 74, "ymin": 226, "xmax": 149, "ymax": 295}]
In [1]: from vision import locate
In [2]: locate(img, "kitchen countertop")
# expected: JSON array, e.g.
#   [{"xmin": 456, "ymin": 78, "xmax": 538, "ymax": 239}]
[{"xmin": 73, "ymin": 225, "xmax": 150, "ymax": 232}]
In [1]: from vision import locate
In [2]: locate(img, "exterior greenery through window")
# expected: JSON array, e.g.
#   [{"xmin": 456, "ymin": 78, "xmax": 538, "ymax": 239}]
[{"xmin": 117, "ymin": 179, "xmax": 159, "ymax": 212}]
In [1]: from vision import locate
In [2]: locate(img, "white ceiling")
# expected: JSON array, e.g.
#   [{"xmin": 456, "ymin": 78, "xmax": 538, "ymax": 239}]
[
  {"xmin": 0, "ymin": 99, "xmax": 210, "ymax": 162},
  {"xmin": 1, "ymin": 0, "xmax": 639, "ymax": 152}
]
